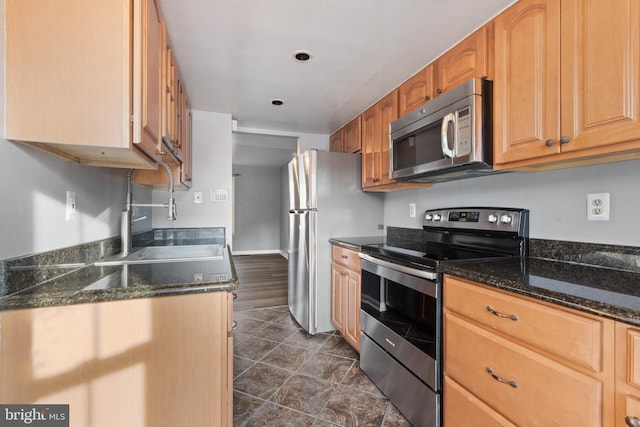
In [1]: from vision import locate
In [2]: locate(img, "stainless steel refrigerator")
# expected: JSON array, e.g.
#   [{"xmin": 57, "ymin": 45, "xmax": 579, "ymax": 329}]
[{"xmin": 288, "ymin": 149, "xmax": 383, "ymax": 334}]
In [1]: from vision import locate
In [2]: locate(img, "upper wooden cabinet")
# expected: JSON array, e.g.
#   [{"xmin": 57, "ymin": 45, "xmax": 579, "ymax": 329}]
[
  {"xmin": 5, "ymin": 0, "xmax": 165, "ymax": 169},
  {"xmin": 343, "ymin": 116, "xmax": 362, "ymax": 153},
  {"xmin": 494, "ymin": 0, "xmax": 640, "ymax": 170},
  {"xmin": 435, "ymin": 24, "xmax": 493, "ymax": 96},
  {"xmin": 361, "ymin": 91, "xmax": 427, "ymax": 191},
  {"xmin": 135, "ymin": 75, "xmax": 192, "ymax": 190},
  {"xmin": 398, "ymin": 64, "xmax": 435, "ymax": 116},
  {"xmin": 330, "ymin": 129, "xmax": 344, "ymax": 152}
]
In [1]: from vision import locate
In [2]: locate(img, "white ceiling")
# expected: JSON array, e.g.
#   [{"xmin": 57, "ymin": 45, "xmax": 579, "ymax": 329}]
[{"xmin": 156, "ymin": 0, "xmax": 515, "ymax": 136}]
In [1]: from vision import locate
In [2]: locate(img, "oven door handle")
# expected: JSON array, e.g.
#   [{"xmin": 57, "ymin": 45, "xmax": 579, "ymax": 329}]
[{"xmin": 359, "ymin": 253, "xmax": 437, "ymax": 281}]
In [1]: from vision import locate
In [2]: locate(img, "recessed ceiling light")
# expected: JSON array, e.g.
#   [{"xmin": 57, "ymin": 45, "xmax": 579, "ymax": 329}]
[
  {"xmin": 292, "ymin": 50, "xmax": 312, "ymax": 62},
  {"xmin": 271, "ymin": 99, "xmax": 284, "ymax": 106}
]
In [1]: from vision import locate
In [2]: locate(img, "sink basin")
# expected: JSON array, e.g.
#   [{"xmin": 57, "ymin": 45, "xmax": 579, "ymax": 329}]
[{"xmin": 95, "ymin": 245, "xmax": 224, "ymax": 266}]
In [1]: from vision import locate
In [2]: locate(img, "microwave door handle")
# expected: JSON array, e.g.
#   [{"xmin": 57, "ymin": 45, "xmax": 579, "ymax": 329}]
[{"xmin": 441, "ymin": 112, "xmax": 456, "ymax": 159}]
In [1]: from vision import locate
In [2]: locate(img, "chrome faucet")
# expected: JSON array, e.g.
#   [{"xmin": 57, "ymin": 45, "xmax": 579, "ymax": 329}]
[{"xmin": 121, "ymin": 161, "xmax": 177, "ymax": 255}]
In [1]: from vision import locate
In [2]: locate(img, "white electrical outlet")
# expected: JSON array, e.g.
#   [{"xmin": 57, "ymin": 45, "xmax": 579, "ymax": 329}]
[
  {"xmin": 409, "ymin": 203, "xmax": 416, "ymax": 218},
  {"xmin": 66, "ymin": 190, "xmax": 76, "ymax": 221},
  {"xmin": 587, "ymin": 193, "xmax": 610, "ymax": 221}
]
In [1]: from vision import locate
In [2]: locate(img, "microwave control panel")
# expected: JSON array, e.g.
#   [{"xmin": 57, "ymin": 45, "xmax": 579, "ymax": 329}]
[{"xmin": 455, "ymin": 107, "xmax": 472, "ymax": 157}]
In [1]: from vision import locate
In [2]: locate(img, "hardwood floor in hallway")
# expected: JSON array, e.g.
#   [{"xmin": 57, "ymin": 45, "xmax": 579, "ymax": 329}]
[{"xmin": 232, "ymin": 253, "xmax": 288, "ymax": 310}]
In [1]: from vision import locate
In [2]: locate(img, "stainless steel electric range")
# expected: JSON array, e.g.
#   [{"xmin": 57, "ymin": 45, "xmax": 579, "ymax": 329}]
[{"xmin": 358, "ymin": 207, "xmax": 529, "ymax": 427}]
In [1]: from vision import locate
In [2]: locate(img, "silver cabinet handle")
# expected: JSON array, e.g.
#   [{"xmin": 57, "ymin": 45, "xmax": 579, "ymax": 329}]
[
  {"xmin": 626, "ymin": 416, "xmax": 640, "ymax": 427},
  {"xmin": 486, "ymin": 305, "xmax": 518, "ymax": 321},
  {"xmin": 486, "ymin": 367, "xmax": 518, "ymax": 388},
  {"xmin": 232, "ymin": 320, "xmax": 238, "ymax": 330}
]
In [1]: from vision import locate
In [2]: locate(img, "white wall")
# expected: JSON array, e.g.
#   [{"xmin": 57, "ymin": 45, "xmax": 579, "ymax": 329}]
[
  {"xmin": 232, "ymin": 165, "xmax": 281, "ymax": 253},
  {"xmin": 152, "ymin": 111, "xmax": 233, "ymax": 246},
  {"xmin": 383, "ymin": 159, "xmax": 640, "ymax": 246},
  {"xmin": 235, "ymin": 125, "xmax": 329, "ymax": 153}
]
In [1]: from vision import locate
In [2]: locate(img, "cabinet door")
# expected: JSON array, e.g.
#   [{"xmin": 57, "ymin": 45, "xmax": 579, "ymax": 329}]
[
  {"xmin": 137, "ymin": 0, "xmax": 162, "ymax": 159},
  {"xmin": 444, "ymin": 377, "xmax": 515, "ymax": 427},
  {"xmin": 616, "ymin": 324, "xmax": 640, "ymax": 426},
  {"xmin": 344, "ymin": 116, "xmax": 362, "ymax": 153},
  {"xmin": 0, "ymin": 292, "xmax": 229, "ymax": 426},
  {"xmin": 493, "ymin": 0, "xmax": 561, "ymax": 165},
  {"xmin": 182, "ymin": 105, "xmax": 193, "ymax": 184},
  {"xmin": 363, "ymin": 91, "xmax": 400, "ymax": 190},
  {"xmin": 331, "ymin": 263, "xmax": 346, "ymax": 333},
  {"xmin": 560, "ymin": 0, "xmax": 640, "ymax": 154},
  {"xmin": 344, "ymin": 269, "xmax": 361, "ymax": 352},
  {"xmin": 435, "ymin": 24, "xmax": 492, "ymax": 96},
  {"xmin": 330, "ymin": 129, "xmax": 344, "ymax": 152},
  {"xmin": 375, "ymin": 91, "xmax": 399, "ymax": 187},
  {"xmin": 361, "ymin": 105, "xmax": 378, "ymax": 188},
  {"xmin": 398, "ymin": 64, "xmax": 434, "ymax": 116},
  {"xmin": 161, "ymin": 22, "xmax": 178, "ymax": 149}
]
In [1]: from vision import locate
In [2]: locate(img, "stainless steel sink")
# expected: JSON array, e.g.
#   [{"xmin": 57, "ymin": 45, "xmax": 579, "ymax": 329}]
[{"xmin": 95, "ymin": 245, "xmax": 224, "ymax": 266}]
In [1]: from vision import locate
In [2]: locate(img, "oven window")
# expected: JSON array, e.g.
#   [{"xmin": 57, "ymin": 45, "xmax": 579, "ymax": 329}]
[
  {"xmin": 361, "ymin": 270, "xmax": 437, "ymax": 359},
  {"xmin": 393, "ymin": 120, "xmax": 444, "ymax": 170}
]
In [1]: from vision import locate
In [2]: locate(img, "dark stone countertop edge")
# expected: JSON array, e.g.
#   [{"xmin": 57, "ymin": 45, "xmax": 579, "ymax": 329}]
[
  {"xmin": 329, "ymin": 236, "xmax": 386, "ymax": 251},
  {"xmin": 440, "ymin": 258, "xmax": 640, "ymax": 327},
  {"xmin": 0, "ymin": 280, "xmax": 238, "ymax": 312}
]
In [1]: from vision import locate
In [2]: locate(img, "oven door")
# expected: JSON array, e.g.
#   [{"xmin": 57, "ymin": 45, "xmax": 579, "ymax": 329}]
[
  {"xmin": 359, "ymin": 254, "xmax": 441, "ymax": 427},
  {"xmin": 359, "ymin": 254, "xmax": 440, "ymax": 390}
]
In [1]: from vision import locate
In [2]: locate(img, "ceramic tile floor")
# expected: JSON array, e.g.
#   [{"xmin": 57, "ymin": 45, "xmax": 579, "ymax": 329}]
[{"xmin": 233, "ymin": 306, "xmax": 413, "ymax": 427}]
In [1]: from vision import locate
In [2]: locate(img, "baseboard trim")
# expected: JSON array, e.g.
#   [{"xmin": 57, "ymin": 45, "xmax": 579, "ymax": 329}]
[{"xmin": 232, "ymin": 249, "xmax": 288, "ymax": 258}]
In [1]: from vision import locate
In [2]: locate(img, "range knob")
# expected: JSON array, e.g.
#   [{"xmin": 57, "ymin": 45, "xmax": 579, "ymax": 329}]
[
  {"xmin": 433, "ymin": 214, "xmax": 442, "ymax": 221},
  {"xmin": 488, "ymin": 214, "xmax": 498, "ymax": 224},
  {"xmin": 500, "ymin": 214, "xmax": 513, "ymax": 224},
  {"xmin": 425, "ymin": 214, "xmax": 433, "ymax": 221}
]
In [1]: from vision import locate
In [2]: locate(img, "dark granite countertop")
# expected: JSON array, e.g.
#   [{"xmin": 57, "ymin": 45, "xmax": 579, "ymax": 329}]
[
  {"xmin": 440, "ymin": 256, "xmax": 640, "ymax": 327},
  {"xmin": 0, "ymin": 228, "xmax": 237, "ymax": 311},
  {"xmin": 329, "ymin": 236, "xmax": 386, "ymax": 251}
]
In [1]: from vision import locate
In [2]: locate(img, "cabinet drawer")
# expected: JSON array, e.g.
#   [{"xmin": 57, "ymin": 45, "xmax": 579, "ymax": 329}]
[
  {"xmin": 332, "ymin": 245, "xmax": 361, "ymax": 271},
  {"xmin": 626, "ymin": 327, "xmax": 640, "ymax": 388},
  {"xmin": 444, "ymin": 275, "xmax": 606, "ymax": 371},
  {"xmin": 445, "ymin": 312, "xmax": 605, "ymax": 427},
  {"xmin": 444, "ymin": 376, "xmax": 515, "ymax": 427}
]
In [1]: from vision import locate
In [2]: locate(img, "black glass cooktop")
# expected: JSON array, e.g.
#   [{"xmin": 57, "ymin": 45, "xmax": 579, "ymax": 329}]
[{"xmin": 361, "ymin": 241, "xmax": 516, "ymax": 269}]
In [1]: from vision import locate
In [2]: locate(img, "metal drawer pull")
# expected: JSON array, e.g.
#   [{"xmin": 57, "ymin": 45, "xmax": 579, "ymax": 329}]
[
  {"xmin": 626, "ymin": 416, "xmax": 640, "ymax": 427},
  {"xmin": 232, "ymin": 292, "xmax": 238, "ymax": 300},
  {"xmin": 486, "ymin": 305, "xmax": 518, "ymax": 321},
  {"xmin": 232, "ymin": 320, "xmax": 238, "ymax": 330},
  {"xmin": 486, "ymin": 367, "xmax": 518, "ymax": 388}
]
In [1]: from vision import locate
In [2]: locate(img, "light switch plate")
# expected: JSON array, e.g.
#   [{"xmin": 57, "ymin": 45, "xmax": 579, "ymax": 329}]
[
  {"xmin": 66, "ymin": 190, "xmax": 76, "ymax": 221},
  {"xmin": 193, "ymin": 191, "xmax": 203, "ymax": 204}
]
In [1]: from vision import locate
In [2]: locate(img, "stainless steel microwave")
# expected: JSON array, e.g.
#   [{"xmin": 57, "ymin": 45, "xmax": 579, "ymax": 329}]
[{"xmin": 389, "ymin": 78, "xmax": 494, "ymax": 183}]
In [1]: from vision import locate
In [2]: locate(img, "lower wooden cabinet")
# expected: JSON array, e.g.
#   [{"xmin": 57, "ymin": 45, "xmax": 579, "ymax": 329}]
[
  {"xmin": 0, "ymin": 291, "xmax": 233, "ymax": 427},
  {"xmin": 331, "ymin": 245, "xmax": 361, "ymax": 351},
  {"xmin": 443, "ymin": 275, "xmax": 615, "ymax": 427},
  {"xmin": 616, "ymin": 323, "xmax": 640, "ymax": 426}
]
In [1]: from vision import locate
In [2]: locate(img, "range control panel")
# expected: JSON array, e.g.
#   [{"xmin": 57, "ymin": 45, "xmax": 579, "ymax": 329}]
[{"xmin": 423, "ymin": 207, "xmax": 529, "ymax": 235}]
